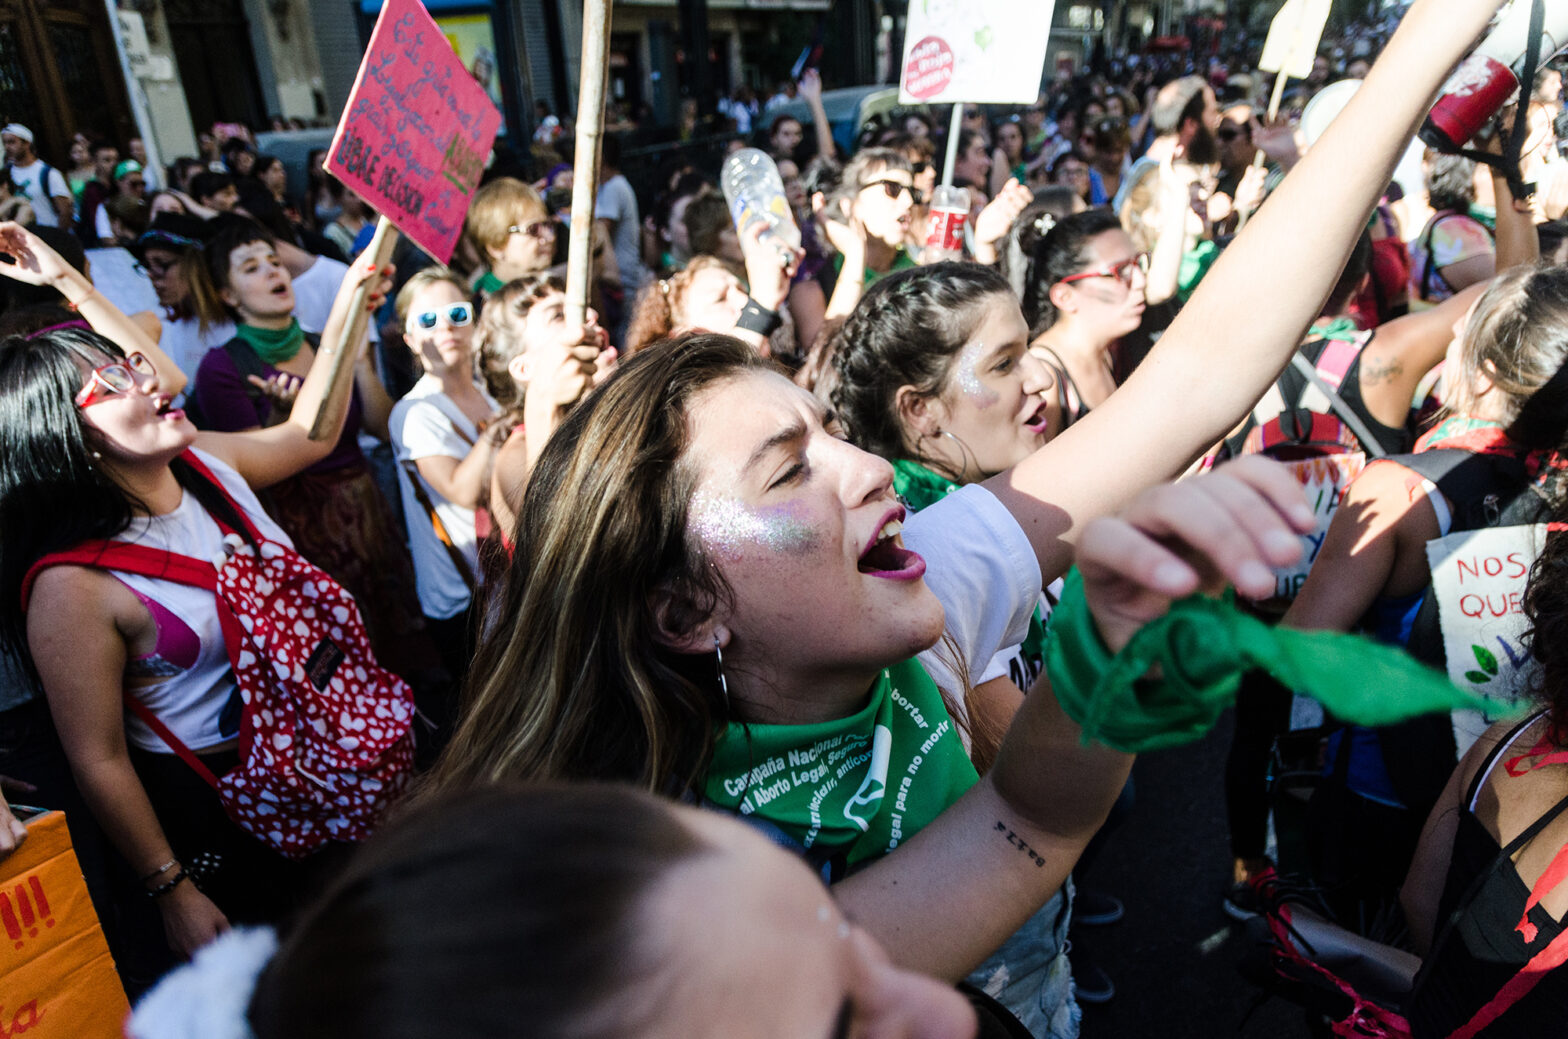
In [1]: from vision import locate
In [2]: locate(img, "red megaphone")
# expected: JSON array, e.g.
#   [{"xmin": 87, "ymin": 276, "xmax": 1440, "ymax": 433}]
[{"xmin": 1422, "ymin": 0, "xmax": 1568, "ymax": 152}]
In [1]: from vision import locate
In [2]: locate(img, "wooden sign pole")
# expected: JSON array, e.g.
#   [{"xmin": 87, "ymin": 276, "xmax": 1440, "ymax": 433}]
[{"xmin": 565, "ymin": 0, "xmax": 614, "ymax": 327}]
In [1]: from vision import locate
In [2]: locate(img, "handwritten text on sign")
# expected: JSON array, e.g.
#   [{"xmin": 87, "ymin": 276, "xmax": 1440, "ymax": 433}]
[
  {"xmin": 1426, "ymin": 523, "xmax": 1547, "ymax": 753},
  {"xmin": 326, "ymin": 0, "xmax": 499, "ymax": 262},
  {"xmin": 1251, "ymin": 453, "xmax": 1364, "ymax": 606}
]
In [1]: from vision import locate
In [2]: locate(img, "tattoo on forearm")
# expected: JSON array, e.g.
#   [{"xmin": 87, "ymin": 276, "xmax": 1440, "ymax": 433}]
[
  {"xmin": 1359, "ymin": 358, "xmax": 1403, "ymax": 386},
  {"xmin": 995, "ymin": 820, "xmax": 1046, "ymax": 867}
]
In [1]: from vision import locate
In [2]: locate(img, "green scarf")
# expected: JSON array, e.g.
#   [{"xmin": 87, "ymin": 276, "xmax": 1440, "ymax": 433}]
[
  {"xmin": 894, "ymin": 458, "xmax": 1050, "ymax": 682},
  {"xmin": 1308, "ymin": 317, "xmax": 1363, "ymax": 343},
  {"xmin": 234, "ymin": 319, "xmax": 306, "ymax": 366},
  {"xmin": 477, "ymin": 269, "xmax": 505, "ymax": 296},
  {"xmin": 1046, "ymin": 570, "xmax": 1504, "ymax": 755},
  {"xmin": 892, "ymin": 459, "xmax": 959, "ymax": 512},
  {"xmin": 704, "ymin": 657, "xmax": 979, "ymax": 869}
]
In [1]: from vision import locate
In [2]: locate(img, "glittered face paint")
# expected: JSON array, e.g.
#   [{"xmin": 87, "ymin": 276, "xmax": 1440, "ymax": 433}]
[
  {"xmin": 954, "ymin": 339, "xmax": 1000, "ymax": 410},
  {"xmin": 690, "ymin": 490, "xmax": 820, "ymax": 562}
]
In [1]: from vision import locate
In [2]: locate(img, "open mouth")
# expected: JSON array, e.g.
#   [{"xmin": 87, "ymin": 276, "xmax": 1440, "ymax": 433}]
[
  {"xmin": 1024, "ymin": 402, "xmax": 1051, "ymax": 436},
  {"xmin": 155, "ymin": 396, "xmax": 184, "ymax": 421},
  {"xmin": 858, "ymin": 508, "xmax": 926, "ymax": 580}
]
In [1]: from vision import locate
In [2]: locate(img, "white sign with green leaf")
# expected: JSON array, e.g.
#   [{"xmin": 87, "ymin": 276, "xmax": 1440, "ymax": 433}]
[{"xmin": 1426, "ymin": 523, "xmax": 1547, "ymax": 754}]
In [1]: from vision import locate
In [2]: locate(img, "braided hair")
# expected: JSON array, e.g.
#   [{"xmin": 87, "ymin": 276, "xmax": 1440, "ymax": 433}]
[{"xmin": 828, "ymin": 262, "xmax": 1013, "ymax": 463}]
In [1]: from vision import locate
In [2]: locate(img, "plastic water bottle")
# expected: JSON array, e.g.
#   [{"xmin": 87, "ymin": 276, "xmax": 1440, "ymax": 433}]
[
  {"xmin": 721, "ymin": 148, "xmax": 802, "ymax": 252},
  {"xmin": 923, "ymin": 184, "xmax": 970, "ymax": 263}
]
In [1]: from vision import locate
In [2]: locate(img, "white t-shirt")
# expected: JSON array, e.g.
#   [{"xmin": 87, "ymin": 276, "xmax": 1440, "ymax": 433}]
[
  {"xmin": 9, "ymin": 160, "xmax": 68, "ymax": 227},
  {"xmin": 904, "ymin": 485, "xmax": 1040, "ymax": 698},
  {"xmin": 291, "ymin": 255, "xmax": 380, "ymax": 343},
  {"xmin": 595, "ymin": 173, "xmax": 648, "ymax": 292},
  {"xmin": 111, "ymin": 448, "xmax": 293, "ymax": 753},
  {"xmin": 159, "ymin": 314, "xmax": 236, "ymax": 387},
  {"xmin": 389, "ymin": 375, "xmax": 497, "ymax": 619}
]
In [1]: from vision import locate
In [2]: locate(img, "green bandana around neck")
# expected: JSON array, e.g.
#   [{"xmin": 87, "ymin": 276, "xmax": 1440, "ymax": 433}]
[
  {"xmin": 1046, "ymin": 569, "xmax": 1506, "ymax": 755},
  {"xmin": 892, "ymin": 458, "xmax": 960, "ymax": 512},
  {"xmin": 234, "ymin": 319, "xmax": 306, "ymax": 366},
  {"xmin": 704, "ymin": 657, "xmax": 978, "ymax": 870},
  {"xmin": 477, "ymin": 270, "xmax": 505, "ymax": 295},
  {"xmin": 1308, "ymin": 317, "xmax": 1363, "ymax": 343}
]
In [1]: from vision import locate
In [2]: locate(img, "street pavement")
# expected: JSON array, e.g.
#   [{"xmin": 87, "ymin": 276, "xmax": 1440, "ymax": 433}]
[{"xmin": 1070, "ymin": 709, "xmax": 1316, "ymax": 1038}]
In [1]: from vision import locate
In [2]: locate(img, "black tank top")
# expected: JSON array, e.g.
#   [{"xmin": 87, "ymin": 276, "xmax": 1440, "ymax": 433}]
[{"xmin": 1408, "ymin": 714, "xmax": 1568, "ymax": 1037}]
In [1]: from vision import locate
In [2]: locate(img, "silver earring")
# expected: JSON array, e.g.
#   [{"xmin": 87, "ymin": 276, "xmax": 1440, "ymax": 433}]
[
  {"xmin": 714, "ymin": 633, "xmax": 731, "ymax": 714},
  {"xmin": 91, "ymin": 450, "xmax": 101, "ymax": 460}
]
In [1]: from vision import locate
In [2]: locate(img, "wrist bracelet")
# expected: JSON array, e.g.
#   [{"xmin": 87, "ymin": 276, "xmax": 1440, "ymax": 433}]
[
  {"xmin": 140, "ymin": 859, "xmax": 178, "ymax": 884},
  {"xmin": 735, "ymin": 297, "xmax": 783, "ymax": 337},
  {"xmin": 148, "ymin": 870, "xmax": 189, "ymax": 899},
  {"xmin": 63, "ymin": 285, "xmax": 96, "ymax": 311}
]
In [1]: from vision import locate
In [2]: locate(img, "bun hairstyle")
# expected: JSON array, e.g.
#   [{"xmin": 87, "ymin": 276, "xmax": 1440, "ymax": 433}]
[
  {"xmin": 1001, "ymin": 190, "xmax": 1084, "ymax": 323},
  {"xmin": 828, "ymin": 262, "xmax": 1014, "ymax": 464},
  {"xmin": 1023, "ymin": 207, "xmax": 1123, "ymax": 337}
]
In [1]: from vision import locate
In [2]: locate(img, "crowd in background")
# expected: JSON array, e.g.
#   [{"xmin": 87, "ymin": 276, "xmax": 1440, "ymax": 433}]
[{"xmin": 6, "ymin": 1, "xmax": 1568, "ymax": 1036}]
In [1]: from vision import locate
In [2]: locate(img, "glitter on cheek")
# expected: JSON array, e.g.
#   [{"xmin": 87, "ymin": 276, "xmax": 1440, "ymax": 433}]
[
  {"xmin": 955, "ymin": 340, "xmax": 1000, "ymax": 410},
  {"xmin": 689, "ymin": 491, "xmax": 821, "ymax": 562}
]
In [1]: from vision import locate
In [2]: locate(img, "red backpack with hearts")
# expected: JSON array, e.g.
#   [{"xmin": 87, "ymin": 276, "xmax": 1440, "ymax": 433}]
[{"xmin": 21, "ymin": 451, "xmax": 416, "ymax": 859}]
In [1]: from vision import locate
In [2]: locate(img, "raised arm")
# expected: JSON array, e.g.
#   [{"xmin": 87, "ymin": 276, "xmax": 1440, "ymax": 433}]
[
  {"xmin": 1358, "ymin": 281, "xmax": 1487, "ymax": 429},
  {"xmin": 837, "ymin": 457, "xmax": 1312, "ymax": 979},
  {"xmin": 0, "ymin": 222, "xmax": 189, "ymax": 398},
  {"xmin": 798, "ymin": 70, "xmax": 835, "ymax": 162},
  {"xmin": 982, "ymin": 0, "xmax": 1506, "ymax": 586},
  {"xmin": 195, "ymin": 254, "xmax": 392, "ymax": 489}
]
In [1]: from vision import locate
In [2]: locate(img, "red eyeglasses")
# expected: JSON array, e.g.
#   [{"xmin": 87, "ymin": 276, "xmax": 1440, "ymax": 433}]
[
  {"xmin": 75, "ymin": 352, "xmax": 155, "ymax": 408},
  {"xmin": 1058, "ymin": 253, "xmax": 1150, "ymax": 288}
]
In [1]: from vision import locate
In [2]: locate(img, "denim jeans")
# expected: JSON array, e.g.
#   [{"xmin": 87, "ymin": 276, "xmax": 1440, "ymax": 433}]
[{"xmin": 965, "ymin": 878, "xmax": 1079, "ymax": 1039}]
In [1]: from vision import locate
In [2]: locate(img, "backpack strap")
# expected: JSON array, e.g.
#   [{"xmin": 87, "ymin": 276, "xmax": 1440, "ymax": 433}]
[
  {"xmin": 176, "ymin": 449, "xmax": 266, "ymax": 544},
  {"xmin": 399, "ymin": 459, "xmax": 478, "ymax": 593},
  {"xmin": 121, "ymin": 697, "xmax": 222, "ymax": 789},
  {"xmin": 21, "ymin": 541, "xmax": 217, "ymax": 610},
  {"xmin": 20, "ymin": 539, "xmax": 234, "ymax": 789},
  {"xmin": 1288, "ymin": 352, "xmax": 1388, "ymax": 460}
]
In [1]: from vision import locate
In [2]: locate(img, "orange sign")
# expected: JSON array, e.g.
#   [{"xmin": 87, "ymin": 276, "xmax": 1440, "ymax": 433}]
[{"xmin": 0, "ymin": 812, "xmax": 127, "ymax": 1039}]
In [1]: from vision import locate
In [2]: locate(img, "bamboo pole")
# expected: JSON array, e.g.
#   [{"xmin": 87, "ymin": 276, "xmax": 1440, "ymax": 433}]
[
  {"xmin": 308, "ymin": 215, "xmax": 398, "ymax": 440},
  {"xmin": 565, "ymin": 0, "xmax": 615, "ymax": 327}
]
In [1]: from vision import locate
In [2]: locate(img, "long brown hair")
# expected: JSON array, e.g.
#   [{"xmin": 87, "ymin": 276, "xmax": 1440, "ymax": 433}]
[{"xmin": 430, "ymin": 334, "xmax": 771, "ymax": 796}]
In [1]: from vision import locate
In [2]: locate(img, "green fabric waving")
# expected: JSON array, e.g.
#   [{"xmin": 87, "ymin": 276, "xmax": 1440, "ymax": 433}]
[
  {"xmin": 233, "ymin": 319, "xmax": 306, "ymax": 366},
  {"xmin": 1046, "ymin": 569, "xmax": 1503, "ymax": 755},
  {"xmin": 704, "ymin": 657, "xmax": 979, "ymax": 869}
]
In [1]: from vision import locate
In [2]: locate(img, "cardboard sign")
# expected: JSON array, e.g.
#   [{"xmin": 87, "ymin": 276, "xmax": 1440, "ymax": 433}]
[
  {"xmin": 1258, "ymin": 0, "xmax": 1331, "ymax": 79},
  {"xmin": 1426, "ymin": 523, "xmax": 1547, "ymax": 753},
  {"xmin": 897, "ymin": 0, "xmax": 1056, "ymax": 105},
  {"xmin": 1256, "ymin": 453, "xmax": 1366, "ymax": 607},
  {"xmin": 0, "ymin": 811, "xmax": 127, "ymax": 1038},
  {"xmin": 326, "ymin": 0, "xmax": 500, "ymax": 262}
]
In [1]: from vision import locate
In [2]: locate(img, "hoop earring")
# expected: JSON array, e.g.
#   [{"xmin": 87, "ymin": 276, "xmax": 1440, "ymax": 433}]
[
  {"xmin": 714, "ymin": 633, "xmax": 731, "ymax": 716},
  {"xmin": 939, "ymin": 429, "xmax": 981, "ymax": 476}
]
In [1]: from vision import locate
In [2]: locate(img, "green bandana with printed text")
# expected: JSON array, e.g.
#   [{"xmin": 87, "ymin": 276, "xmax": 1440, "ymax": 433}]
[{"xmin": 704, "ymin": 657, "xmax": 978, "ymax": 870}]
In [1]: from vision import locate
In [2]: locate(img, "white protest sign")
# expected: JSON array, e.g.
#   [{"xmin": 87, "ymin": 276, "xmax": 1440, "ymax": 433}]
[
  {"xmin": 1258, "ymin": 0, "xmax": 1332, "ymax": 79},
  {"xmin": 1256, "ymin": 453, "xmax": 1366, "ymax": 607},
  {"xmin": 1426, "ymin": 523, "xmax": 1547, "ymax": 753},
  {"xmin": 898, "ymin": 0, "xmax": 1056, "ymax": 105}
]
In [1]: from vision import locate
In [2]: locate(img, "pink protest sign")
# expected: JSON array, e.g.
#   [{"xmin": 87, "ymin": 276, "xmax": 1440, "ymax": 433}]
[{"xmin": 326, "ymin": 0, "xmax": 500, "ymax": 262}]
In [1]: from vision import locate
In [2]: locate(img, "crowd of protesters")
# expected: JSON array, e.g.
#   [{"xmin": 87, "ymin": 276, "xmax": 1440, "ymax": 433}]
[{"xmin": 4, "ymin": 0, "xmax": 1568, "ymax": 1036}]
